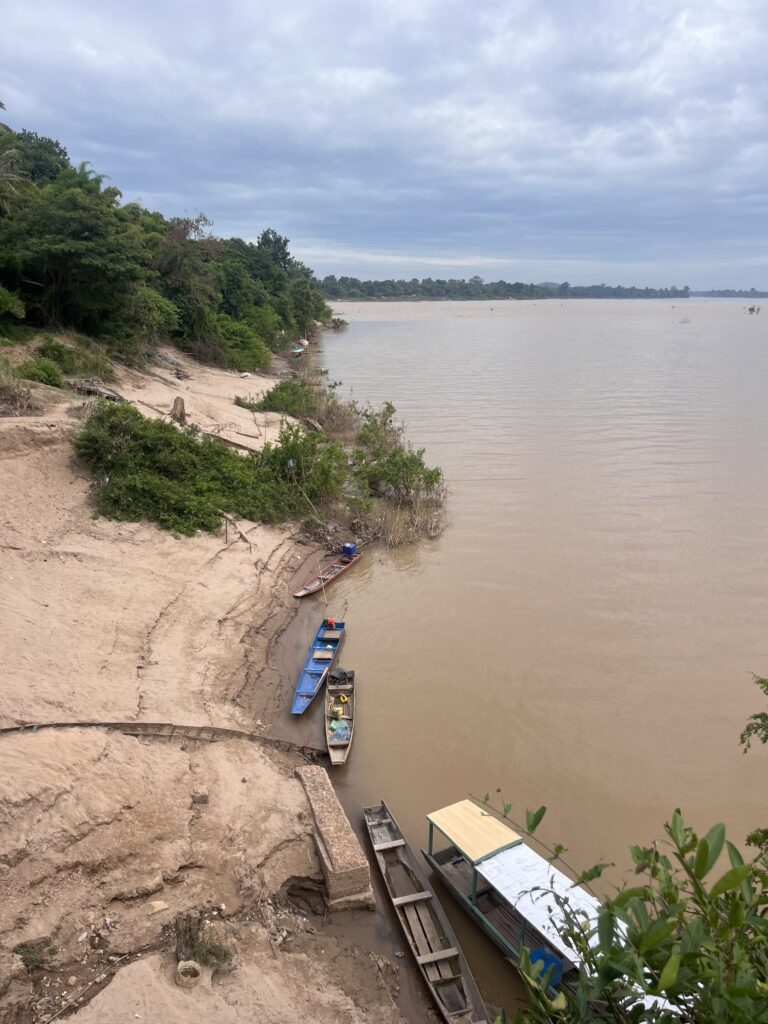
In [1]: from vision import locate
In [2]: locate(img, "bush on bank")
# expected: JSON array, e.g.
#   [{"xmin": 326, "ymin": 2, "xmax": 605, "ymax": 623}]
[
  {"xmin": 75, "ymin": 403, "xmax": 348, "ymax": 535},
  {"xmin": 75, "ymin": 392, "xmax": 445, "ymax": 542}
]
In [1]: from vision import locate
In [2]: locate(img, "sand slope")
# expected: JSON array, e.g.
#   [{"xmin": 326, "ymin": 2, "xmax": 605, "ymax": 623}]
[{"xmin": 0, "ymin": 351, "xmax": 406, "ymax": 1024}]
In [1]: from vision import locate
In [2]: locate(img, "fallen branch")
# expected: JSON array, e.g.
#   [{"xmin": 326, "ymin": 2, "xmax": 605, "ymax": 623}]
[{"xmin": 217, "ymin": 510, "xmax": 254, "ymax": 554}]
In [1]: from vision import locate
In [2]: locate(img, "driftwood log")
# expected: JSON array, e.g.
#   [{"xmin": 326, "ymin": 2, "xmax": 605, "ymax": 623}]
[{"xmin": 69, "ymin": 379, "xmax": 126, "ymax": 402}]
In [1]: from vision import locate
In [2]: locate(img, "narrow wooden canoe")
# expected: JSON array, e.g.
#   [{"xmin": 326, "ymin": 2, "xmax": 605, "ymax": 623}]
[
  {"xmin": 290, "ymin": 619, "xmax": 345, "ymax": 715},
  {"xmin": 325, "ymin": 667, "xmax": 355, "ymax": 765},
  {"xmin": 363, "ymin": 802, "xmax": 489, "ymax": 1024},
  {"xmin": 293, "ymin": 550, "xmax": 362, "ymax": 599}
]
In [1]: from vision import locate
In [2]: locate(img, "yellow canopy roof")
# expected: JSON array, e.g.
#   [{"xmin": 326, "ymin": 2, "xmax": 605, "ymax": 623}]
[{"xmin": 427, "ymin": 799, "xmax": 523, "ymax": 864}]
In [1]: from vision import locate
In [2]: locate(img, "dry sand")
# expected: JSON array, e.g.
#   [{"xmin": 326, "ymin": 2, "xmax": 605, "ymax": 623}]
[{"xmin": 0, "ymin": 349, "xmax": 408, "ymax": 1023}]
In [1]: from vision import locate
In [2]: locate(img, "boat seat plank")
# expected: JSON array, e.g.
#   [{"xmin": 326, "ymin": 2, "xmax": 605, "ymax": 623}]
[
  {"xmin": 373, "ymin": 838, "xmax": 405, "ymax": 851},
  {"xmin": 392, "ymin": 890, "xmax": 432, "ymax": 906},
  {"xmin": 321, "ymin": 630, "xmax": 342, "ymax": 640},
  {"xmin": 313, "ymin": 650, "xmax": 334, "ymax": 661},
  {"xmin": 417, "ymin": 947, "xmax": 459, "ymax": 965},
  {"xmin": 413, "ymin": 900, "xmax": 457, "ymax": 981}
]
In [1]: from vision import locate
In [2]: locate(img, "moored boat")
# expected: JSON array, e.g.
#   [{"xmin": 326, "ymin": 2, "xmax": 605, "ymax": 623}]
[
  {"xmin": 290, "ymin": 618, "xmax": 345, "ymax": 715},
  {"xmin": 422, "ymin": 799, "xmax": 599, "ymax": 993},
  {"xmin": 293, "ymin": 543, "xmax": 361, "ymax": 598},
  {"xmin": 324, "ymin": 666, "xmax": 355, "ymax": 765},
  {"xmin": 363, "ymin": 801, "xmax": 489, "ymax": 1024}
]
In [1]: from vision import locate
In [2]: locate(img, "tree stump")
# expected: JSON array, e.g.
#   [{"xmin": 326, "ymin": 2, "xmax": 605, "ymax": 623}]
[
  {"xmin": 170, "ymin": 397, "xmax": 187, "ymax": 425},
  {"xmin": 174, "ymin": 911, "xmax": 202, "ymax": 962}
]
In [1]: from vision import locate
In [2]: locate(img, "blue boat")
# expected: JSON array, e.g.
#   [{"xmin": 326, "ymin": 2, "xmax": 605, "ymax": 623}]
[{"xmin": 290, "ymin": 618, "xmax": 345, "ymax": 715}]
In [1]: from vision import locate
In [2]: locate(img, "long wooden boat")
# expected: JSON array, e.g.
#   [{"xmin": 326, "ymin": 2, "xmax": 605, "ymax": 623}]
[
  {"xmin": 293, "ymin": 546, "xmax": 362, "ymax": 599},
  {"xmin": 324, "ymin": 667, "xmax": 355, "ymax": 765},
  {"xmin": 422, "ymin": 799, "xmax": 600, "ymax": 994},
  {"xmin": 290, "ymin": 619, "xmax": 345, "ymax": 715},
  {"xmin": 363, "ymin": 801, "xmax": 489, "ymax": 1024}
]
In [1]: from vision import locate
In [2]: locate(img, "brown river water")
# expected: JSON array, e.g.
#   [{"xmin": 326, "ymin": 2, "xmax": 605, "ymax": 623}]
[{"xmin": 278, "ymin": 299, "xmax": 768, "ymax": 1016}]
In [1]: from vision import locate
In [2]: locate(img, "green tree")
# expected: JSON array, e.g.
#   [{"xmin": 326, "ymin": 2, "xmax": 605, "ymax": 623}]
[
  {"xmin": 0, "ymin": 164, "xmax": 149, "ymax": 331},
  {"xmin": 8, "ymin": 129, "xmax": 70, "ymax": 184}
]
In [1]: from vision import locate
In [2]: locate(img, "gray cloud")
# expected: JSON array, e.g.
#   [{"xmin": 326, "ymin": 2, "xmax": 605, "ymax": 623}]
[{"xmin": 1, "ymin": 0, "xmax": 767, "ymax": 286}]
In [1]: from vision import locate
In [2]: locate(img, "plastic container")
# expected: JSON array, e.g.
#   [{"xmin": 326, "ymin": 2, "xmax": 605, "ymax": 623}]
[{"xmin": 342, "ymin": 542, "xmax": 357, "ymax": 558}]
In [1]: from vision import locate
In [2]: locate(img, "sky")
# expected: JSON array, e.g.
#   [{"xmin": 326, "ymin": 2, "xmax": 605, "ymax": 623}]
[{"xmin": 1, "ymin": 0, "xmax": 767, "ymax": 288}]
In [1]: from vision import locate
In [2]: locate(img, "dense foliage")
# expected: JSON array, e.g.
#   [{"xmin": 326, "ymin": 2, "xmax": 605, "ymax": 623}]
[
  {"xmin": 75, "ymin": 395, "xmax": 444, "ymax": 538},
  {"xmin": 0, "ymin": 122, "xmax": 330, "ymax": 366},
  {"xmin": 321, "ymin": 276, "xmax": 691, "ymax": 301},
  {"xmin": 75, "ymin": 403, "xmax": 347, "ymax": 534},
  {"xmin": 478, "ymin": 798, "xmax": 768, "ymax": 1024}
]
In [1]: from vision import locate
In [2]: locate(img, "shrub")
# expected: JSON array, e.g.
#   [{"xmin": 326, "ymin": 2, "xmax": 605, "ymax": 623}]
[
  {"xmin": 14, "ymin": 942, "xmax": 56, "ymax": 970},
  {"xmin": 35, "ymin": 335, "xmax": 117, "ymax": 381},
  {"xmin": 75, "ymin": 403, "xmax": 347, "ymax": 535},
  {"xmin": 247, "ymin": 379, "xmax": 319, "ymax": 418},
  {"xmin": 0, "ymin": 283, "xmax": 24, "ymax": 321},
  {"xmin": 16, "ymin": 356, "xmax": 64, "ymax": 387},
  {"xmin": 0, "ymin": 357, "xmax": 35, "ymax": 415},
  {"xmin": 211, "ymin": 312, "xmax": 271, "ymax": 372}
]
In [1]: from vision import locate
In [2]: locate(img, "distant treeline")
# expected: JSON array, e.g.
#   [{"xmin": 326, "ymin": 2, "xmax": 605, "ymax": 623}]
[
  {"xmin": 321, "ymin": 275, "xmax": 691, "ymax": 301},
  {"xmin": 0, "ymin": 122, "xmax": 330, "ymax": 369},
  {"xmin": 690, "ymin": 289, "xmax": 768, "ymax": 298}
]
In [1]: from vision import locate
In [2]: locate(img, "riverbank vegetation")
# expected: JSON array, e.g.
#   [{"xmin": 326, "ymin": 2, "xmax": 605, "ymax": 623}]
[
  {"xmin": 484, "ymin": 799, "xmax": 768, "ymax": 1024},
  {"xmin": 76, "ymin": 391, "xmax": 445, "ymax": 543},
  {"xmin": 489, "ymin": 678, "xmax": 768, "ymax": 1024},
  {"xmin": 0, "ymin": 123, "xmax": 330, "ymax": 368},
  {"xmin": 321, "ymin": 276, "xmax": 691, "ymax": 301}
]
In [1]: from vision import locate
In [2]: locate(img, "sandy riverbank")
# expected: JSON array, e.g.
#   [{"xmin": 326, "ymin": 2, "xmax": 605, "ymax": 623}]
[{"xmin": 0, "ymin": 349, "xmax": 410, "ymax": 1023}]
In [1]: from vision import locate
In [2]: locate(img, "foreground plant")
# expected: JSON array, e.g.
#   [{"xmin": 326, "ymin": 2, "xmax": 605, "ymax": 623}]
[{"xmin": 481, "ymin": 794, "xmax": 768, "ymax": 1024}]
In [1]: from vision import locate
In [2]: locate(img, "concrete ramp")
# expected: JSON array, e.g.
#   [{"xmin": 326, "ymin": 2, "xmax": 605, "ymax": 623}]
[{"xmin": 296, "ymin": 765, "xmax": 375, "ymax": 912}]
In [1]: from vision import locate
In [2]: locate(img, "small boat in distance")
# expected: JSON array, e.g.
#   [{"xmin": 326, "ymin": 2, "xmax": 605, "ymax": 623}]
[
  {"xmin": 290, "ymin": 618, "xmax": 345, "ymax": 715},
  {"xmin": 325, "ymin": 666, "xmax": 355, "ymax": 765},
  {"xmin": 363, "ymin": 802, "xmax": 488, "ymax": 1024},
  {"xmin": 293, "ymin": 543, "xmax": 362, "ymax": 599}
]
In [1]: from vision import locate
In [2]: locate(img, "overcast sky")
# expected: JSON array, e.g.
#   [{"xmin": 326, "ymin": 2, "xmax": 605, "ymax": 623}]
[{"xmin": 2, "ymin": 0, "xmax": 766, "ymax": 287}]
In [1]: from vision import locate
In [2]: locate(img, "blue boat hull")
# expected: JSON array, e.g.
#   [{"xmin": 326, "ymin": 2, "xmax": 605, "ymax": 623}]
[{"xmin": 290, "ymin": 620, "xmax": 345, "ymax": 714}]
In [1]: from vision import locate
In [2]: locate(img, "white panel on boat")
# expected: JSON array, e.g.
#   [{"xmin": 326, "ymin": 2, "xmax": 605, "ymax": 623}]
[{"xmin": 476, "ymin": 844, "xmax": 601, "ymax": 964}]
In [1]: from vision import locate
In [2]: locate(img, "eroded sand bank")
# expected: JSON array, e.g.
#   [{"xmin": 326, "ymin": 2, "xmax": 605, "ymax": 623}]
[{"xmin": 0, "ymin": 351, "xmax": 408, "ymax": 1023}]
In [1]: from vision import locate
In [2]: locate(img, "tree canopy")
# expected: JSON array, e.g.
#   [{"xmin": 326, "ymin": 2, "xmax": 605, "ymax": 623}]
[
  {"xmin": 321, "ymin": 275, "xmax": 691, "ymax": 302},
  {"xmin": 0, "ymin": 123, "xmax": 330, "ymax": 368}
]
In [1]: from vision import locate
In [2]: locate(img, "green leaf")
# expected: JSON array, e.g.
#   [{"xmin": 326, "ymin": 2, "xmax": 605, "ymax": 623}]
[
  {"xmin": 726, "ymin": 840, "xmax": 744, "ymax": 868},
  {"xmin": 503, "ymin": 802, "xmax": 512, "ymax": 817},
  {"xmin": 638, "ymin": 918, "xmax": 678, "ymax": 953},
  {"xmin": 525, "ymin": 805, "xmax": 546, "ymax": 835},
  {"xmin": 613, "ymin": 887, "xmax": 650, "ymax": 909},
  {"xmin": 656, "ymin": 953, "xmax": 681, "ymax": 992},
  {"xmin": 709, "ymin": 864, "xmax": 751, "ymax": 898},
  {"xmin": 597, "ymin": 910, "xmax": 614, "ymax": 951},
  {"xmin": 669, "ymin": 809, "xmax": 684, "ymax": 847},
  {"xmin": 693, "ymin": 838, "xmax": 710, "ymax": 879},
  {"xmin": 701, "ymin": 823, "xmax": 725, "ymax": 874},
  {"xmin": 728, "ymin": 899, "xmax": 745, "ymax": 927},
  {"xmin": 575, "ymin": 861, "xmax": 612, "ymax": 886}
]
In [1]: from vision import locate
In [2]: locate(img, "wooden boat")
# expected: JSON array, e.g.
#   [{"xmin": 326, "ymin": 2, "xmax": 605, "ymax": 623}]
[
  {"xmin": 293, "ymin": 544, "xmax": 362, "ymax": 599},
  {"xmin": 290, "ymin": 618, "xmax": 345, "ymax": 715},
  {"xmin": 363, "ymin": 802, "xmax": 489, "ymax": 1024},
  {"xmin": 422, "ymin": 799, "xmax": 601, "ymax": 994},
  {"xmin": 324, "ymin": 667, "xmax": 355, "ymax": 765}
]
